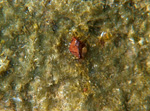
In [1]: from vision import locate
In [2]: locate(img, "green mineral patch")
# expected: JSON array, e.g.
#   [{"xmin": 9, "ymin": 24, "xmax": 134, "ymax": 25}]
[{"xmin": 0, "ymin": 0, "xmax": 150, "ymax": 111}]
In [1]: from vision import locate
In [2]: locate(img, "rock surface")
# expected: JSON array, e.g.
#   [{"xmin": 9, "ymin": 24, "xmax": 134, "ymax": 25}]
[{"xmin": 0, "ymin": 0, "xmax": 149, "ymax": 110}]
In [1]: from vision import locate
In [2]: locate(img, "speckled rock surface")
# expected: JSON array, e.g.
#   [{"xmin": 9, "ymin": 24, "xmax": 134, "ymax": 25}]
[{"xmin": 0, "ymin": 0, "xmax": 150, "ymax": 111}]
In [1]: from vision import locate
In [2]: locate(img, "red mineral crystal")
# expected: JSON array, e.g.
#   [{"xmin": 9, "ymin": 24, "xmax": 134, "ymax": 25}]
[{"xmin": 69, "ymin": 37, "xmax": 85, "ymax": 59}]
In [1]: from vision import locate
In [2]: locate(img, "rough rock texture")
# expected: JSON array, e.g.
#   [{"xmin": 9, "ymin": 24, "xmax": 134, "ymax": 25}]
[{"xmin": 0, "ymin": 0, "xmax": 149, "ymax": 110}]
